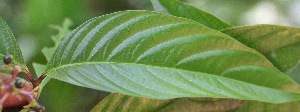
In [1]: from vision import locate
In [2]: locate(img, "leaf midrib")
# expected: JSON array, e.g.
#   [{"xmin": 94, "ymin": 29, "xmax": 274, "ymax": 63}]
[{"xmin": 46, "ymin": 61, "xmax": 298, "ymax": 94}]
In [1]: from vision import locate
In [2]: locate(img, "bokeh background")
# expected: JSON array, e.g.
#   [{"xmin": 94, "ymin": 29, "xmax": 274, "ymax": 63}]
[{"xmin": 1, "ymin": 0, "xmax": 300, "ymax": 111}]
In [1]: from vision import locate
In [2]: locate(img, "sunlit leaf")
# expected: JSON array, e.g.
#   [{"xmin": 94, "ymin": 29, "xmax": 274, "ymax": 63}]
[
  {"xmin": 0, "ymin": 17, "xmax": 24, "ymax": 65},
  {"xmin": 46, "ymin": 10, "xmax": 300, "ymax": 103},
  {"xmin": 151, "ymin": 0, "xmax": 231, "ymax": 30}
]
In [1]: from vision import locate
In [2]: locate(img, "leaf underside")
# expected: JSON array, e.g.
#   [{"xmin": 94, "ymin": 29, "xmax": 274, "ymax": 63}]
[{"xmin": 46, "ymin": 10, "xmax": 300, "ymax": 103}]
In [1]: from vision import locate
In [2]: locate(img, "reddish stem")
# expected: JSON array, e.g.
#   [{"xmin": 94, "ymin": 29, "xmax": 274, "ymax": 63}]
[
  {"xmin": 36, "ymin": 74, "xmax": 46, "ymax": 85},
  {"xmin": 25, "ymin": 73, "xmax": 36, "ymax": 86}
]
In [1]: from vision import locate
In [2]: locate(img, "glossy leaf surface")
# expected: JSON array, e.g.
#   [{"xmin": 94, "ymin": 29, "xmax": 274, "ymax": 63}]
[
  {"xmin": 46, "ymin": 11, "xmax": 300, "ymax": 103},
  {"xmin": 151, "ymin": 0, "xmax": 231, "ymax": 30}
]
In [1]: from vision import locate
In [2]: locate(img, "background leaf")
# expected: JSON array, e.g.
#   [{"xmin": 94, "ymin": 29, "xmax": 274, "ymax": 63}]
[
  {"xmin": 221, "ymin": 25, "xmax": 300, "ymax": 72},
  {"xmin": 151, "ymin": 0, "xmax": 231, "ymax": 30},
  {"xmin": 45, "ymin": 10, "xmax": 300, "ymax": 103},
  {"xmin": 0, "ymin": 17, "xmax": 24, "ymax": 65},
  {"xmin": 91, "ymin": 93, "xmax": 243, "ymax": 112},
  {"xmin": 91, "ymin": 93, "xmax": 170, "ymax": 112},
  {"xmin": 42, "ymin": 18, "xmax": 73, "ymax": 61}
]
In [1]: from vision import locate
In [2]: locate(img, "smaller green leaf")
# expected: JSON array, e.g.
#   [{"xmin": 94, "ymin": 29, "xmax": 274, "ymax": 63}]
[
  {"xmin": 222, "ymin": 25, "xmax": 300, "ymax": 72},
  {"xmin": 0, "ymin": 17, "xmax": 24, "ymax": 65},
  {"xmin": 151, "ymin": 0, "xmax": 231, "ymax": 30}
]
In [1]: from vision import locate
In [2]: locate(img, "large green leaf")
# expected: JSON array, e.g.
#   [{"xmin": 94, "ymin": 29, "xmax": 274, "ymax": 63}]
[
  {"xmin": 0, "ymin": 17, "xmax": 24, "ymax": 65},
  {"xmin": 94, "ymin": 25, "xmax": 300, "ymax": 112},
  {"xmin": 151, "ymin": 0, "xmax": 231, "ymax": 30},
  {"xmin": 45, "ymin": 10, "xmax": 300, "ymax": 103}
]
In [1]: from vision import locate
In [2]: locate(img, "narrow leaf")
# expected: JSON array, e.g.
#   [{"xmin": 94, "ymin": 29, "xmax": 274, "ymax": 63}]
[
  {"xmin": 0, "ymin": 17, "xmax": 24, "ymax": 65},
  {"xmin": 151, "ymin": 0, "xmax": 231, "ymax": 30},
  {"xmin": 46, "ymin": 11, "xmax": 300, "ymax": 103}
]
